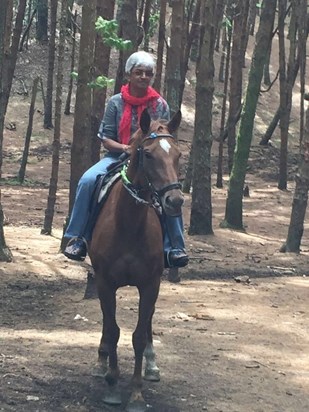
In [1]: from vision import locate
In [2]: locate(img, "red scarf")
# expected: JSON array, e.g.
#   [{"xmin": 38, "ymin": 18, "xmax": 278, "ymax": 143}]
[{"xmin": 119, "ymin": 84, "xmax": 161, "ymax": 144}]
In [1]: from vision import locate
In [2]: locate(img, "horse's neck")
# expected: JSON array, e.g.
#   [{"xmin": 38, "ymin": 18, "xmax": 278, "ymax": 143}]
[
  {"xmin": 115, "ymin": 184, "xmax": 149, "ymax": 230},
  {"xmin": 116, "ymin": 153, "xmax": 150, "ymax": 225}
]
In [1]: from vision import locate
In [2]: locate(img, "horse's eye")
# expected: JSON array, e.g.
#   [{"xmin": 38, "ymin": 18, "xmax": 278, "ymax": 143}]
[{"xmin": 144, "ymin": 152, "xmax": 152, "ymax": 159}]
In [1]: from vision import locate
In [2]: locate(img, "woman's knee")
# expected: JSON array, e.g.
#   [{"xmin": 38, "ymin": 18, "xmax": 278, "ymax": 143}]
[{"xmin": 79, "ymin": 171, "xmax": 97, "ymax": 190}]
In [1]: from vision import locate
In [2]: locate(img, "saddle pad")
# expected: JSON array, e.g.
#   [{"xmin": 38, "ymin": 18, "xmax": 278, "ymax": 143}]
[
  {"xmin": 98, "ymin": 172, "xmax": 121, "ymax": 203},
  {"xmin": 88, "ymin": 172, "xmax": 121, "ymax": 238}
]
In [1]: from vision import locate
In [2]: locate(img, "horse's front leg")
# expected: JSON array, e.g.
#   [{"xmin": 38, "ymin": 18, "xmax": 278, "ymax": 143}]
[
  {"xmin": 143, "ymin": 309, "xmax": 160, "ymax": 382},
  {"xmin": 96, "ymin": 281, "xmax": 121, "ymax": 406},
  {"xmin": 92, "ymin": 326, "xmax": 109, "ymax": 378},
  {"xmin": 126, "ymin": 282, "xmax": 160, "ymax": 412}
]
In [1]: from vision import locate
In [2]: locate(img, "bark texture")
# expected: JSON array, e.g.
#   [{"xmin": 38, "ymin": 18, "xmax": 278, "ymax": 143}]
[
  {"xmin": 189, "ymin": 0, "xmax": 216, "ymax": 235},
  {"xmin": 282, "ymin": 101, "xmax": 309, "ymax": 252},
  {"xmin": 69, "ymin": 0, "xmax": 97, "ymax": 213},
  {"xmin": 224, "ymin": 0, "xmax": 276, "ymax": 229}
]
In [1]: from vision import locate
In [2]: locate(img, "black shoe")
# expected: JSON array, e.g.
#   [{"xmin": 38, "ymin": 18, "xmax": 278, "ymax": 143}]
[
  {"xmin": 165, "ymin": 249, "xmax": 189, "ymax": 268},
  {"xmin": 64, "ymin": 237, "xmax": 87, "ymax": 261}
]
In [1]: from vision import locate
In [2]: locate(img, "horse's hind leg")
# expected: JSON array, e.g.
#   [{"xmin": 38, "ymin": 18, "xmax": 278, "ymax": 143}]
[
  {"xmin": 127, "ymin": 282, "xmax": 160, "ymax": 412},
  {"xmin": 96, "ymin": 282, "xmax": 121, "ymax": 405},
  {"xmin": 143, "ymin": 310, "xmax": 160, "ymax": 382}
]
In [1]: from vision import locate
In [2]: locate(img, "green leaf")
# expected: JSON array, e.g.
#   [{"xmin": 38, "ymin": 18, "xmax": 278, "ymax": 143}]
[
  {"xmin": 95, "ymin": 17, "xmax": 132, "ymax": 52},
  {"xmin": 88, "ymin": 75, "xmax": 115, "ymax": 90},
  {"xmin": 222, "ymin": 16, "xmax": 232, "ymax": 29}
]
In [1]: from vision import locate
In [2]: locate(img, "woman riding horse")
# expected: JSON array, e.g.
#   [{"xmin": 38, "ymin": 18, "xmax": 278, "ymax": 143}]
[
  {"xmin": 89, "ymin": 109, "xmax": 184, "ymax": 410},
  {"xmin": 63, "ymin": 51, "xmax": 188, "ymax": 268}
]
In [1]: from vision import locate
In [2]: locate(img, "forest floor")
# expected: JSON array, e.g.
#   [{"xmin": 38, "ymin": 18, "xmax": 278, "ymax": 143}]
[{"xmin": 1, "ymin": 30, "xmax": 309, "ymax": 412}]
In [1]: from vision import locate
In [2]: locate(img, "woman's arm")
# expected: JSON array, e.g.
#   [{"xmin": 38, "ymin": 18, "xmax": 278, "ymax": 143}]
[
  {"xmin": 102, "ymin": 138, "xmax": 130, "ymax": 154},
  {"xmin": 98, "ymin": 96, "xmax": 130, "ymax": 154}
]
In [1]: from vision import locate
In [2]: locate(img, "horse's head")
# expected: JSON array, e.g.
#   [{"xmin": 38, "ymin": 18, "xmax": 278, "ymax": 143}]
[{"xmin": 128, "ymin": 109, "xmax": 184, "ymax": 216}]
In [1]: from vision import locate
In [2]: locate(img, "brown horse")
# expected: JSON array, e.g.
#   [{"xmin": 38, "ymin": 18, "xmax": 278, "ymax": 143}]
[{"xmin": 89, "ymin": 109, "xmax": 183, "ymax": 412}]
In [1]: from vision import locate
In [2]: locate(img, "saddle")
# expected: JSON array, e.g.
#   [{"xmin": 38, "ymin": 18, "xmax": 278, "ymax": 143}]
[{"xmin": 88, "ymin": 154, "xmax": 129, "ymax": 236}]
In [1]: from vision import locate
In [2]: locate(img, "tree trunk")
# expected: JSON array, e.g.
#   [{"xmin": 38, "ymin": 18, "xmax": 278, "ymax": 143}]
[
  {"xmin": 44, "ymin": 0, "xmax": 57, "ymax": 129},
  {"xmin": 19, "ymin": 6, "xmax": 37, "ymax": 52},
  {"xmin": 165, "ymin": 0, "xmax": 184, "ymax": 115},
  {"xmin": 218, "ymin": 26, "xmax": 226, "ymax": 82},
  {"xmin": 4, "ymin": 0, "xmax": 13, "ymax": 53},
  {"xmin": 189, "ymin": 0, "xmax": 216, "ymax": 235},
  {"xmin": 183, "ymin": 144, "xmax": 193, "ymax": 193},
  {"xmin": 263, "ymin": 27, "xmax": 273, "ymax": 86},
  {"xmin": 248, "ymin": 0, "xmax": 257, "ymax": 36},
  {"xmin": 0, "ymin": 198, "xmax": 12, "ymax": 262},
  {"xmin": 142, "ymin": 0, "xmax": 152, "ymax": 51},
  {"xmin": 224, "ymin": 0, "xmax": 276, "ymax": 230},
  {"xmin": 18, "ymin": 77, "xmax": 40, "ymax": 183},
  {"xmin": 67, "ymin": 0, "xmax": 75, "ymax": 29},
  {"xmin": 0, "ymin": 0, "xmax": 26, "ymax": 261},
  {"xmin": 241, "ymin": 0, "xmax": 254, "ymax": 67},
  {"xmin": 0, "ymin": 0, "xmax": 13, "ymax": 262},
  {"xmin": 281, "ymin": 99, "xmax": 309, "ymax": 252},
  {"xmin": 153, "ymin": 0, "xmax": 167, "ymax": 92},
  {"xmin": 260, "ymin": 15, "xmax": 308, "ymax": 147},
  {"xmin": 214, "ymin": 0, "xmax": 225, "ymax": 52},
  {"xmin": 64, "ymin": 10, "xmax": 77, "ymax": 116},
  {"xmin": 260, "ymin": 107, "xmax": 281, "ymax": 145},
  {"xmin": 179, "ymin": 0, "xmax": 201, "ymax": 106},
  {"xmin": 113, "ymin": 0, "xmax": 137, "ymax": 94},
  {"xmin": 298, "ymin": 0, "xmax": 307, "ymax": 145},
  {"xmin": 69, "ymin": 0, "xmax": 96, "ymax": 214},
  {"xmin": 216, "ymin": 2, "xmax": 232, "ymax": 188},
  {"xmin": 91, "ymin": 0, "xmax": 115, "ymax": 165},
  {"xmin": 36, "ymin": 0, "xmax": 48, "ymax": 44},
  {"xmin": 42, "ymin": 0, "xmax": 68, "ymax": 235},
  {"xmin": 226, "ymin": 0, "xmax": 247, "ymax": 173},
  {"xmin": 25, "ymin": 0, "xmax": 33, "ymax": 49},
  {"xmin": 138, "ymin": 0, "xmax": 145, "ymax": 26},
  {"xmin": 277, "ymin": 0, "xmax": 288, "ymax": 190},
  {"xmin": 0, "ymin": 0, "xmax": 26, "ymax": 135},
  {"xmin": 278, "ymin": 0, "xmax": 297, "ymax": 190}
]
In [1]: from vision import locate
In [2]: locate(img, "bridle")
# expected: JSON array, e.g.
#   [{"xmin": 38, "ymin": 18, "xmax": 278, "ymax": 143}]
[{"xmin": 121, "ymin": 132, "xmax": 182, "ymax": 213}]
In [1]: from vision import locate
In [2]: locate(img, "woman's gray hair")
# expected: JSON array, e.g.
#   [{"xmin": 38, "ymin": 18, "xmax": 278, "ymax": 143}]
[{"xmin": 125, "ymin": 51, "xmax": 155, "ymax": 74}]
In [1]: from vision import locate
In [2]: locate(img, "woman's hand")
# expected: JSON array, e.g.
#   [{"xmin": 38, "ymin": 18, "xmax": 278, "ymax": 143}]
[
  {"xmin": 102, "ymin": 138, "xmax": 130, "ymax": 154},
  {"xmin": 122, "ymin": 144, "xmax": 131, "ymax": 154}
]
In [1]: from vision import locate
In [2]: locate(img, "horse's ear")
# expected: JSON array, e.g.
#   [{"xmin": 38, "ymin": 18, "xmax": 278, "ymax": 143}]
[
  {"xmin": 168, "ymin": 110, "xmax": 182, "ymax": 134},
  {"xmin": 140, "ymin": 109, "xmax": 151, "ymax": 134}
]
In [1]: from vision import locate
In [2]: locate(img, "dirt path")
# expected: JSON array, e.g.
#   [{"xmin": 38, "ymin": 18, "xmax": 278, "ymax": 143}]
[{"xmin": 0, "ymin": 227, "xmax": 308, "ymax": 412}]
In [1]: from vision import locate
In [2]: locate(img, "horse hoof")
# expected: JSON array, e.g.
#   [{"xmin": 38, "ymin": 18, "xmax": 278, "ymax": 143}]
[
  {"xmin": 126, "ymin": 400, "xmax": 148, "ymax": 412},
  {"xmin": 91, "ymin": 364, "xmax": 107, "ymax": 378},
  {"xmin": 103, "ymin": 386, "xmax": 122, "ymax": 406},
  {"xmin": 144, "ymin": 368, "xmax": 160, "ymax": 382}
]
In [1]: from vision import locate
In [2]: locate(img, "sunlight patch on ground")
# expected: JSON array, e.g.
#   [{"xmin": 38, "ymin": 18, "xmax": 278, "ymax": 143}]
[
  {"xmin": 284, "ymin": 277, "xmax": 309, "ymax": 288},
  {"xmin": 0, "ymin": 328, "xmax": 135, "ymax": 347}
]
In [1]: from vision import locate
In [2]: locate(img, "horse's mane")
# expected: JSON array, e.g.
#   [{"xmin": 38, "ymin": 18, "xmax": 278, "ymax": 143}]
[{"xmin": 129, "ymin": 128, "xmax": 144, "ymax": 145}]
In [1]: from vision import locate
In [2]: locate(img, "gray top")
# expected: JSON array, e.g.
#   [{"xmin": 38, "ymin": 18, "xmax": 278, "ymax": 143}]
[{"xmin": 98, "ymin": 92, "xmax": 170, "ymax": 142}]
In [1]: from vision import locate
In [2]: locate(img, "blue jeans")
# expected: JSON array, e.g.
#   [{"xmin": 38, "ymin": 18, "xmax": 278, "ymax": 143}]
[{"xmin": 65, "ymin": 153, "xmax": 186, "ymax": 254}]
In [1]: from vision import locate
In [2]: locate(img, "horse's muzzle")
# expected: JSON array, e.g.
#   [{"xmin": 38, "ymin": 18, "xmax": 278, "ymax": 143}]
[{"xmin": 161, "ymin": 190, "xmax": 184, "ymax": 216}]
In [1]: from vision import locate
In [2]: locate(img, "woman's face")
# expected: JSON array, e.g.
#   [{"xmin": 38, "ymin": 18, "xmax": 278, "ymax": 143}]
[{"xmin": 128, "ymin": 64, "xmax": 154, "ymax": 95}]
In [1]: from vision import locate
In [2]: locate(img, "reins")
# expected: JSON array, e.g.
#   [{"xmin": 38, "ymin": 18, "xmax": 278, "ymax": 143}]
[{"xmin": 120, "ymin": 132, "xmax": 182, "ymax": 213}]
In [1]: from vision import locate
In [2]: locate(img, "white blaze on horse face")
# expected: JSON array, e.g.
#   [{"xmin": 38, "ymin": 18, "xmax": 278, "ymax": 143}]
[{"xmin": 159, "ymin": 138, "xmax": 171, "ymax": 154}]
